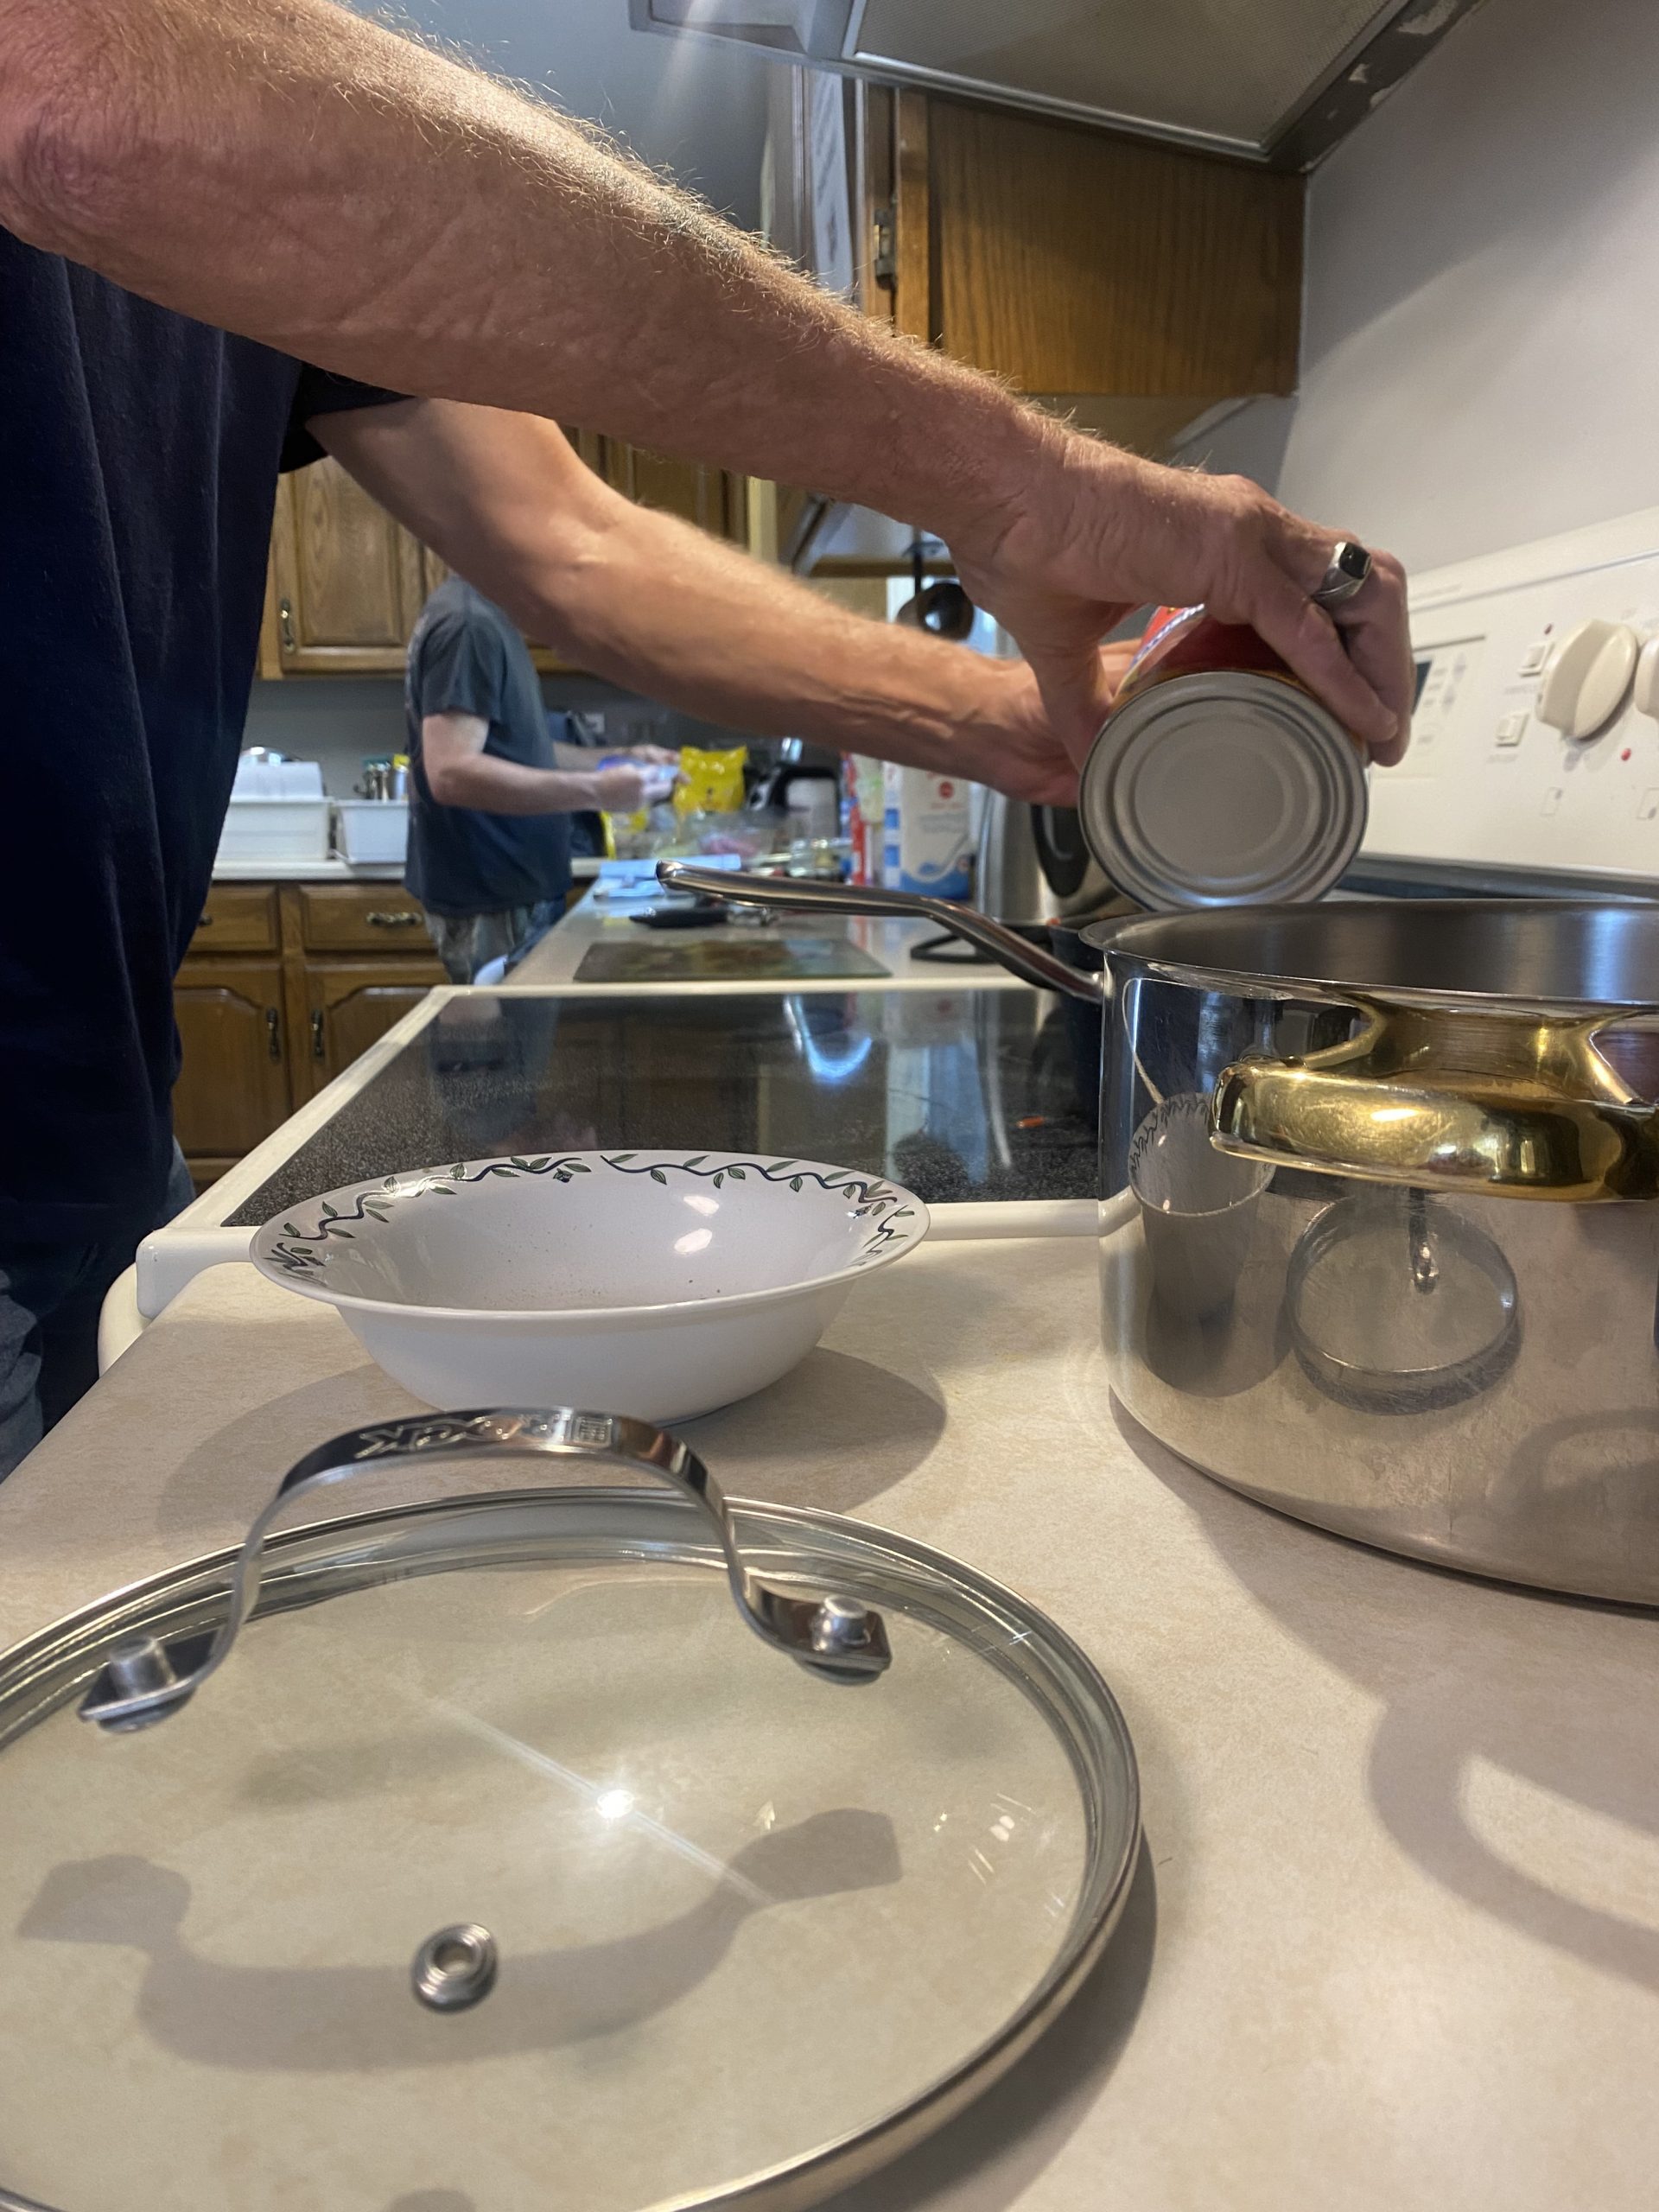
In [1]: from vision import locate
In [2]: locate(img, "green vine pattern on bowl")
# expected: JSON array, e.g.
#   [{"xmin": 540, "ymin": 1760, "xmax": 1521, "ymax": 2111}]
[{"xmin": 263, "ymin": 1154, "xmax": 918, "ymax": 1282}]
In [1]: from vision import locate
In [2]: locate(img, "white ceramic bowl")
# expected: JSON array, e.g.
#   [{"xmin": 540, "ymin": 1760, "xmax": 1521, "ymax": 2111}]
[{"xmin": 251, "ymin": 1150, "xmax": 929, "ymax": 1421}]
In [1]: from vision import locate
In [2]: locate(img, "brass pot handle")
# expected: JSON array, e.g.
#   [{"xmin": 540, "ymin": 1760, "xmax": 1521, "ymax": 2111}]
[
  {"xmin": 1211, "ymin": 994, "xmax": 1659, "ymax": 1203},
  {"xmin": 77, "ymin": 1409, "xmax": 890, "ymax": 1731}
]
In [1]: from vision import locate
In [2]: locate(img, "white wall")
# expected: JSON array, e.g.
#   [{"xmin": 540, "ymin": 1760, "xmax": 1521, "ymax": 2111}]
[{"xmin": 1173, "ymin": 0, "xmax": 1659, "ymax": 575}]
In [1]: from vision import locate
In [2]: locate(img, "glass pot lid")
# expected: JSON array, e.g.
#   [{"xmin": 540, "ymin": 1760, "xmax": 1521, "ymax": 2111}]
[{"xmin": 0, "ymin": 1410, "xmax": 1140, "ymax": 2212}]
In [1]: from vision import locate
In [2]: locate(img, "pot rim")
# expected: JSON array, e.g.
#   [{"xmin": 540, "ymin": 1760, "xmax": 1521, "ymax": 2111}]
[{"xmin": 1091, "ymin": 898, "xmax": 1659, "ymax": 1019}]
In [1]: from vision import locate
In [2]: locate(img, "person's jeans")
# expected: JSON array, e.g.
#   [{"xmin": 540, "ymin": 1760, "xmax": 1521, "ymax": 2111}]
[
  {"xmin": 0, "ymin": 1145, "xmax": 194, "ymax": 1478},
  {"xmin": 424, "ymin": 899, "xmax": 561, "ymax": 986}
]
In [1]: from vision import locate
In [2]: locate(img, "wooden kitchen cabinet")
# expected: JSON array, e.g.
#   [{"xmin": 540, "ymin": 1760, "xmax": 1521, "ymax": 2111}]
[
  {"xmin": 185, "ymin": 883, "xmax": 280, "ymax": 957},
  {"xmin": 302, "ymin": 962, "xmax": 438, "ymax": 1090},
  {"xmin": 873, "ymin": 88, "xmax": 1301, "ymax": 446},
  {"xmin": 173, "ymin": 880, "xmax": 445, "ymax": 1186},
  {"xmin": 171, "ymin": 959, "xmax": 292, "ymax": 1176},
  {"xmin": 264, "ymin": 458, "xmax": 429, "ymax": 675},
  {"xmin": 260, "ymin": 433, "xmax": 749, "ymax": 679},
  {"xmin": 760, "ymin": 68, "xmax": 1301, "ymax": 556},
  {"xmin": 294, "ymin": 881, "xmax": 430, "ymax": 954},
  {"xmin": 576, "ymin": 433, "xmax": 748, "ymax": 548}
]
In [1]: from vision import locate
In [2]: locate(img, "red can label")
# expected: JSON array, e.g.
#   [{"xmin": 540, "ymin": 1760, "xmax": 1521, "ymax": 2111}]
[
  {"xmin": 1122, "ymin": 604, "xmax": 1204, "ymax": 681},
  {"xmin": 1116, "ymin": 605, "xmax": 1310, "ymax": 717}
]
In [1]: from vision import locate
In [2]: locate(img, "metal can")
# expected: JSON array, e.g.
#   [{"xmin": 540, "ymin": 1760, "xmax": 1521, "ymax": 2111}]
[{"xmin": 1077, "ymin": 606, "xmax": 1370, "ymax": 910}]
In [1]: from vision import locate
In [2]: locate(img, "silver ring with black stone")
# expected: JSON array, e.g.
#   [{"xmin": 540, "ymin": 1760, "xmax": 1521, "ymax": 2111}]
[{"xmin": 1312, "ymin": 540, "xmax": 1372, "ymax": 609}]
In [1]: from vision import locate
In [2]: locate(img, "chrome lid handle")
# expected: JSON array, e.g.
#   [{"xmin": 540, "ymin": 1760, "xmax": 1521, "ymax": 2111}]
[{"xmin": 79, "ymin": 1410, "xmax": 891, "ymax": 1731}]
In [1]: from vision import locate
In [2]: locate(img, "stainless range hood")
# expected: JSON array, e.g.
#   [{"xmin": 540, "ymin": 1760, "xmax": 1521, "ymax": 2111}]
[{"xmin": 629, "ymin": 0, "xmax": 1485, "ymax": 168}]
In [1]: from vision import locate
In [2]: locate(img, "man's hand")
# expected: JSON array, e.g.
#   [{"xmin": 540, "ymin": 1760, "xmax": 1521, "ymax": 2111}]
[
  {"xmin": 948, "ymin": 430, "xmax": 1413, "ymax": 768},
  {"xmin": 423, "ymin": 708, "xmax": 653, "ymax": 817},
  {"xmin": 583, "ymin": 764, "xmax": 651, "ymax": 813},
  {"xmin": 943, "ymin": 642, "xmax": 1141, "ymax": 804}
]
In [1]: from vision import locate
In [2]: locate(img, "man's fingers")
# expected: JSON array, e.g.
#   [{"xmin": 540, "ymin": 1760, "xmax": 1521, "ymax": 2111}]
[
  {"xmin": 1246, "ymin": 567, "xmax": 1400, "ymax": 753},
  {"xmin": 1020, "ymin": 638, "xmax": 1119, "ymax": 769},
  {"xmin": 1262, "ymin": 522, "xmax": 1414, "ymax": 757},
  {"xmin": 1338, "ymin": 554, "xmax": 1415, "ymax": 753}
]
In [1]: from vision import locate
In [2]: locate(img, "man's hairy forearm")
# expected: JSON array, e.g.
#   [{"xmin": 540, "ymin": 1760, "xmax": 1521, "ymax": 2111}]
[
  {"xmin": 546, "ymin": 506, "xmax": 1032, "ymax": 773},
  {"xmin": 324, "ymin": 400, "xmax": 1042, "ymax": 772},
  {"xmin": 1, "ymin": 0, "xmax": 1418, "ymax": 753},
  {"xmin": 0, "ymin": 0, "xmax": 1037, "ymax": 542}
]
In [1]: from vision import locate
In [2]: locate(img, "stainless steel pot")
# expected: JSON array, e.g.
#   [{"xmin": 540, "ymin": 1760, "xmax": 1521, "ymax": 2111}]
[
  {"xmin": 1100, "ymin": 899, "xmax": 1659, "ymax": 1605},
  {"xmin": 663, "ymin": 867, "xmax": 1659, "ymax": 1605}
]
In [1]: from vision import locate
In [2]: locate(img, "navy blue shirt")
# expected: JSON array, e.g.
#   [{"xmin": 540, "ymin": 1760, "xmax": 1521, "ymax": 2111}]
[
  {"xmin": 1, "ymin": 230, "xmax": 402, "ymax": 1237},
  {"xmin": 404, "ymin": 579, "xmax": 573, "ymax": 918}
]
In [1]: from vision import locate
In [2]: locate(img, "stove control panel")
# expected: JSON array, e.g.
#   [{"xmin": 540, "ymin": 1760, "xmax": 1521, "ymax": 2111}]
[
  {"xmin": 1535, "ymin": 618, "xmax": 1640, "ymax": 740},
  {"xmin": 1369, "ymin": 506, "xmax": 1659, "ymax": 882}
]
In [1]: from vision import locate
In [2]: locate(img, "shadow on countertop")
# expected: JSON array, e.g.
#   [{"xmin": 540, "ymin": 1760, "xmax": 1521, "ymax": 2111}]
[
  {"xmin": 813, "ymin": 1842, "xmax": 1158, "ymax": 2212},
  {"xmin": 1113, "ymin": 1396, "xmax": 1659, "ymax": 1999}
]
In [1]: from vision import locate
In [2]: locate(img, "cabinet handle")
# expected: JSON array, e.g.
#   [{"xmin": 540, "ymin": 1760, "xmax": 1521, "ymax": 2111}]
[
  {"xmin": 195, "ymin": 912, "xmax": 213, "ymax": 929},
  {"xmin": 265, "ymin": 1007, "xmax": 282, "ymax": 1061},
  {"xmin": 278, "ymin": 596, "xmax": 296, "ymax": 655},
  {"xmin": 871, "ymin": 202, "xmax": 897, "ymax": 289},
  {"xmin": 311, "ymin": 1009, "xmax": 326, "ymax": 1059},
  {"xmin": 366, "ymin": 910, "xmax": 422, "ymax": 928}
]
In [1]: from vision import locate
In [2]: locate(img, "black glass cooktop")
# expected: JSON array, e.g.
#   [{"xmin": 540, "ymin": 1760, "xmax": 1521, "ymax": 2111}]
[{"xmin": 226, "ymin": 988, "xmax": 1098, "ymax": 1225}]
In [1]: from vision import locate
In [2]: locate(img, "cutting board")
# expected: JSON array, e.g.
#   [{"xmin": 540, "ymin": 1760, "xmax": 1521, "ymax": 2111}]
[{"xmin": 574, "ymin": 934, "xmax": 889, "ymax": 984}]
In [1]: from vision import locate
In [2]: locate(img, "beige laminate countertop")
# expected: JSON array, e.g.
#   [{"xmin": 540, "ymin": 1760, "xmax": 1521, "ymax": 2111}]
[
  {"xmin": 210, "ymin": 855, "xmax": 406, "ymax": 881},
  {"xmin": 7, "ymin": 1242, "xmax": 1658, "ymax": 2210}
]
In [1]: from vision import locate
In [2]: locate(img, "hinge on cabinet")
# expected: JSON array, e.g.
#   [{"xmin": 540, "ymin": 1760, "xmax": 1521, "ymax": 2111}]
[{"xmin": 871, "ymin": 203, "xmax": 896, "ymax": 291}]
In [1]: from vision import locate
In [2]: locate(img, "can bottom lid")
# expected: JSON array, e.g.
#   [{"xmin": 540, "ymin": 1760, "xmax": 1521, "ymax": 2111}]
[{"xmin": 1079, "ymin": 671, "xmax": 1369, "ymax": 910}]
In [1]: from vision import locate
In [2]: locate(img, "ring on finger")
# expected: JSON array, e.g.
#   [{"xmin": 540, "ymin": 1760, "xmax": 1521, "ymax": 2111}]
[{"xmin": 1312, "ymin": 540, "xmax": 1372, "ymax": 610}]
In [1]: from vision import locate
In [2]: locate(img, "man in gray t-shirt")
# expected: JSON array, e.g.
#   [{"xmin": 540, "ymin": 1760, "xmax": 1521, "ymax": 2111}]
[{"xmin": 404, "ymin": 576, "xmax": 671, "ymax": 982}]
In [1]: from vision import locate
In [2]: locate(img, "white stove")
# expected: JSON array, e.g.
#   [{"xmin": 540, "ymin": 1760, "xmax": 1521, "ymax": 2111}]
[{"xmin": 1364, "ymin": 505, "xmax": 1659, "ymax": 894}]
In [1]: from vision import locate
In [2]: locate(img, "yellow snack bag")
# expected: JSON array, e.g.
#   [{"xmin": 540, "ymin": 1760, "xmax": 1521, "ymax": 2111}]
[{"xmin": 672, "ymin": 744, "xmax": 747, "ymax": 820}]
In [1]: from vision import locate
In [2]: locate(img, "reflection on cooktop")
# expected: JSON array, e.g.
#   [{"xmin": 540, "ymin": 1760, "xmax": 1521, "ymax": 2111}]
[{"xmin": 226, "ymin": 989, "xmax": 1097, "ymax": 1225}]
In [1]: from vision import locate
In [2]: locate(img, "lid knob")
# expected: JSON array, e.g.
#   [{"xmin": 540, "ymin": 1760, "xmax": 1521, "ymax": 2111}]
[
  {"xmin": 412, "ymin": 1924, "xmax": 499, "ymax": 2012},
  {"xmin": 79, "ymin": 1630, "xmax": 214, "ymax": 1732},
  {"xmin": 805, "ymin": 1595, "xmax": 892, "ymax": 1682}
]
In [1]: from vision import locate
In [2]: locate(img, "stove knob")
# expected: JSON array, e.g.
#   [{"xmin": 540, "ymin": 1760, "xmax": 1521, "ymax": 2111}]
[
  {"xmin": 1536, "ymin": 618, "xmax": 1639, "ymax": 739},
  {"xmin": 1634, "ymin": 637, "xmax": 1659, "ymax": 720}
]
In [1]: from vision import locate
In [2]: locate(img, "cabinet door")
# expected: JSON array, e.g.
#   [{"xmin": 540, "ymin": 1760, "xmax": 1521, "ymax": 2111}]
[
  {"xmin": 173, "ymin": 961, "xmax": 292, "ymax": 1163},
  {"xmin": 296, "ymin": 882, "xmax": 436, "ymax": 956},
  {"xmin": 304, "ymin": 963, "xmax": 439, "ymax": 1090},
  {"xmin": 187, "ymin": 884, "xmax": 280, "ymax": 957},
  {"xmin": 860, "ymin": 84, "xmax": 1301, "ymax": 456},
  {"xmin": 269, "ymin": 458, "xmax": 429, "ymax": 673},
  {"xmin": 586, "ymin": 435, "xmax": 747, "ymax": 547}
]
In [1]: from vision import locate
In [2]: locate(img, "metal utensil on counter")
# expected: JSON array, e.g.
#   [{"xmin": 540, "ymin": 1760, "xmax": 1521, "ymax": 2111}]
[{"xmin": 357, "ymin": 757, "xmax": 408, "ymax": 801}]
